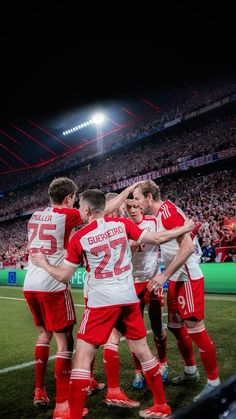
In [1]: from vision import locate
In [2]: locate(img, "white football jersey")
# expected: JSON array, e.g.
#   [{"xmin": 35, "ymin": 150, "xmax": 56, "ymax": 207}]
[
  {"xmin": 23, "ymin": 207, "xmax": 82, "ymax": 292},
  {"xmin": 131, "ymin": 215, "xmax": 159, "ymax": 283},
  {"xmin": 64, "ymin": 217, "xmax": 146, "ymax": 307},
  {"xmin": 156, "ymin": 200, "xmax": 203, "ymax": 282},
  {"xmin": 193, "ymin": 236, "xmax": 202, "ymax": 264}
]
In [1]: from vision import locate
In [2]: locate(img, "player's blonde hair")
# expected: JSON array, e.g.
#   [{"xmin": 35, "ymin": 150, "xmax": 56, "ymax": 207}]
[
  {"xmin": 136, "ymin": 180, "xmax": 161, "ymax": 201},
  {"xmin": 105, "ymin": 192, "xmax": 118, "ymax": 202}
]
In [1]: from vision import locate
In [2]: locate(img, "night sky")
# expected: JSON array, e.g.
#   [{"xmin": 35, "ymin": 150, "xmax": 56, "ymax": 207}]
[{"xmin": 1, "ymin": 3, "xmax": 236, "ymax": 121}]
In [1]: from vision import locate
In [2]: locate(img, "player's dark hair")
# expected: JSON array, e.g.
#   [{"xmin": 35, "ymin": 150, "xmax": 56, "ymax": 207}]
[
  {"xmin": 48, "ymin": 177, "xmax": 78, "ymax": 204},
  {"xmin": 81, "ymin": 189, "xmax": 106, "ymax": 213},
  {"xmin": 127, "ymin": 192, "xmax": 134, "ymax": 199}
]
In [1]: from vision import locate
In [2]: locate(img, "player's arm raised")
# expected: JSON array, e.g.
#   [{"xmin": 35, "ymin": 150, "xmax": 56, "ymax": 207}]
[{"xmin": 104, "ymin": 182, "xmax": 142, "ymax": 216}]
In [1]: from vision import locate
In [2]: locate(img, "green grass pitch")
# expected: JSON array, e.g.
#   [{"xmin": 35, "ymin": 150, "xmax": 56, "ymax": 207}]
[{"xmin": 0, "ymin": 287, "xmax": 235, "ymax": 418}]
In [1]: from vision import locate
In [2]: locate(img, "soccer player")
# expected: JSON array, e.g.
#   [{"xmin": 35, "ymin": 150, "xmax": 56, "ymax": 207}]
[
  {"xmin": 84, "ymin": 191, "xmax": 140, "ymax": 407},
  {"xmin": 31, "ymin": 188, "xmax": 194, "ymax": 419},
  {"xmin": 84, "ymin": 191, "xmax": 129, "ymax": 398},
  {"xmin": 126, "ymin": 194, "xmax": 168, "ymax": 388},
  {"xmin": 23, "ymin": 179, "xmax": 145, "ymax": 417},
  {"xmin": 23, "ymin": 177, "xmax": 85, "ymax": 418},
  {"xmin": 102, "ymin": 192, "xmax": 166, "ymax": 405},
  {"xmin": 104, "ymin": 193, "xmax": 168, "ymax": 396},
  {"xmin": 102, "ymin": 192, "xmax": 140, "ymax": 407},
  {"xmin": 133, "ymin": 180, "xmax": 220, "ymax": 401}
]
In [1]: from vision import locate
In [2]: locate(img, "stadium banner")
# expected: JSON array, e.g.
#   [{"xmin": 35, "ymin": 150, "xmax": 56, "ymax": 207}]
[
  {"xmin": 1, "ymin": 145, "xmax": 235, "ymax": 220},
  {"xmin": 111, "ymin": 165, "xmax": 180, "ymax": 190},
  {"xmin": 70, "ymin": 268, "xmax": 87, "ymax": 287},
  {"xmin": 0, "ymin": 268, "xmax": 87, "ymax": 288},
  {"xmin": 0, "ymin": 269, "xmax": 26, "ymax": 286},
  {"xmin": 0, "ymin": 264, "xmax": 236, "ymax": 293},
  {"xmin": 110, "ymin": 148, "xmax": 236, "ymax": 191},
  {"xmin": 181, "ymin": 96, "xmax": 230, "ymax": 122},
  {"xmin": 164, "ymin": 117, "xmax": 182, "ymax": 128}
]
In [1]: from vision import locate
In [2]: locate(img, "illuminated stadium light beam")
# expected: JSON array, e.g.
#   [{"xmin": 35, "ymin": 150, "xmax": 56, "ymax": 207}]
[
  {"xmin": 62, "ymin": 120, "xmax": 93, "ymax": 136},
  {"xmin": 62, "ymin": 114, "xmax": 105, "ymax": 136},
  {"xmin": 92, "ymin": 113, "xmax": 105, "ymax": 125}
]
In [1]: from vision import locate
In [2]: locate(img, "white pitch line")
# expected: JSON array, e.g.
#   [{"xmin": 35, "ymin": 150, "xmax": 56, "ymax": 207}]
[
  {"xmin": 1, "ymin": 294, "xmax": 236, "ymax": 303},
  {"xmin": 0, "ymin": 355, "xmax": 57, "ymax": 374},
  {"xmin": 0, "ymin": 295, "xmax": 167, "ymax": 315},
  {"xmin": 0, "ymin": 295, "xmax": 169, "ymax": 314},
  {"xmin": 0, "ymin": 328, "xmax": 161, "ymax": 374},
  {"xmin": 5, "ymin": 290, "xmax": 234, "ymax": 374},
  {"xmin": 0, "ymin": 296, "xmax": 25, "ymax": 301}
]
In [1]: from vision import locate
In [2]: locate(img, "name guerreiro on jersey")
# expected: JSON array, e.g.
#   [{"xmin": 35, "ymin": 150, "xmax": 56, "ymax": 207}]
[{"xmin": 64, "ymin": 217, "xmax": 147, "ymax": 308}]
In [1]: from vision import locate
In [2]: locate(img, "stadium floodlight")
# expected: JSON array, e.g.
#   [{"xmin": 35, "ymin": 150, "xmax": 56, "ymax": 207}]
[
  {"xmin": 62, "ymin": 113, "xmax": 105, "ymax": 136},
  {"xmin": 92, "ymin": 113, "xmax": 104, "ymax": 125},
  {"xmin": 62, "ymin": 119, "xmax": 94, "ymax": 136}
]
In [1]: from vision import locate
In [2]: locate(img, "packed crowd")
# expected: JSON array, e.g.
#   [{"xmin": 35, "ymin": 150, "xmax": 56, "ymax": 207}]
[
  {"xmin": 0, "ymin": 168, "xmax": 235, "ymax": 268},
  {"xmin": 1, "ymin": 111, "xmax": 236, "ymax": 221},
  {"xmin": 0, "ymin": 78, "xmax": 235, "ymax": 193},
  {"xmin": 161, "ymin": 170, "xmax": 236, "ymax": 262},
  {"xmin": 0, "ymin": 219, "xmax": 29, "ymax": 269}
]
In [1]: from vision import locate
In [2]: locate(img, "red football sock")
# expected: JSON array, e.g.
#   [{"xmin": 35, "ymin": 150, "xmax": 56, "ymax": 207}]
[
  {"xmin": 131, "ymin": 351, "xmax": 142, "ymax": 374},
  {"xmin": 141, "ymin": 357, "xmax": 166, "ymax": 404},
  {"xmin": 55, "ymin": 351, "xmax": 72, "ymax": 403},
  {"xmin": 35, "ymin": 338, "xmax": 50, "ymax": 388},
  {"xmin": 69, "ymin": 369, "xmax": 90, "ymax": 419},
  {"xmin": 187, "ymin": 327, "xmax": 219, "ymax": 380},
  {"xmin": 103, "ymin": 343, "xmax": 120, "ymax": 389},
  {"xmin": 154, "ymin": 330, "xmax": 167, "ymax": 364},
  {"xmin": 170, "ymin": 326, "xmax": 195, "ymax": 366}
]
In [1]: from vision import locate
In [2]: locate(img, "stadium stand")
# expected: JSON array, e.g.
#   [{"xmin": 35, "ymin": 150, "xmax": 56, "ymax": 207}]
[
  {"xmin": 0, "ymin": 79, "xmax": 236, "ymax": 267},
  {"xmin": 0, "ymin": 167, "xmax": 235, "ymax": 268},
  {"xmin": 1, "ymin": 110, "xmax": 236, "ymax": 216},
  {"xmin": 0, "ymin": 77, "xmax": 236, "ymax": 191}
]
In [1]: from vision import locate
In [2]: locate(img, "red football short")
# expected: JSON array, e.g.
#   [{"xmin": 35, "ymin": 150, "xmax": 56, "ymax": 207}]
[
  {"xmin": 77, "ymin": 303, "xmax": 147, "ymax": 345},
  {"xmin": 24, "ymin": 289, "xmax": 76, "ymax": 332},
  {"xmin": 167, "ymin": 278, "xmax": 204, "ymax": 320},
  {"xmin": 135, "ymin": 282, "xmax": 165, "ymax": 307}
]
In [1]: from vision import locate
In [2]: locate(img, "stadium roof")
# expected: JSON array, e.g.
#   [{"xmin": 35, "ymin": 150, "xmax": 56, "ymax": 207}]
[{"xmin": 0, "ymin": 3, "xmax": 236, "ymax": 174}]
